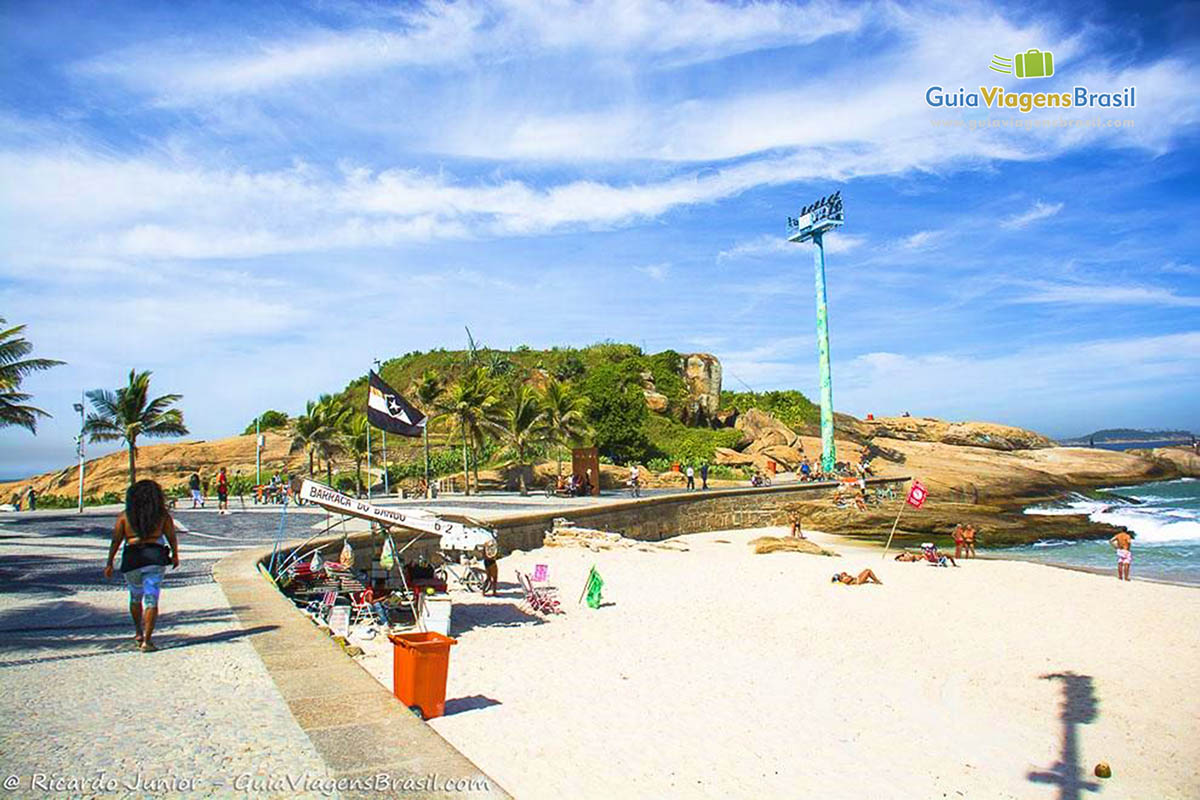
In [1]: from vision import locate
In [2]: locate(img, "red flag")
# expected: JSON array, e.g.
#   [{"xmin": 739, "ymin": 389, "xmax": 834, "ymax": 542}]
[{"xmin": 906, "ymin": 480, "xmax": 928, "ymax": 509}]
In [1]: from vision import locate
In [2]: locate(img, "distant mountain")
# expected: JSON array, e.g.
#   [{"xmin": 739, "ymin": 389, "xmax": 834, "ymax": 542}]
[{"xmin": 1060, "ymin": 428, "xmax": 1195, "ymax": 445}]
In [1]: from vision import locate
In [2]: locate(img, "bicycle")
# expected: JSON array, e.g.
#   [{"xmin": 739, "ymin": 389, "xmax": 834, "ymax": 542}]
[
  {"xmin": 627, "ymin": 479, "xmax": 641, "ymax": 498},
  {"xmin": 437, "ymin": 561, "xmax": 488, "ymax": 593}
]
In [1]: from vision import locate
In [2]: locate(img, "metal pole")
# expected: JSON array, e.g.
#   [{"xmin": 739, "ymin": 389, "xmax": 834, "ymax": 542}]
[
  {"xmin": 367, "ymin": 420, "xmax": 372, "ymax": 501},
  {"xmin": 76, "ymin": 394, "xmax": 85, "ymax": 513},
  {"xmin": 812, "ymin": 231, "xmax": 837, "ymax": 472},
  {"xmin": 375, "ymin": 359, "xmax": 389, "ymax": 497},
  {"xmin": 255, "ymin": 416, "xmax": 261, "ymax": 486}
]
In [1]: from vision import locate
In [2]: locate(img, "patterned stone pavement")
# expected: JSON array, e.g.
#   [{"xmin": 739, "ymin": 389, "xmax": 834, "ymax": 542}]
[{"xmin": 0, "ymin": 508, "xmax": 331, "ymax": 798}]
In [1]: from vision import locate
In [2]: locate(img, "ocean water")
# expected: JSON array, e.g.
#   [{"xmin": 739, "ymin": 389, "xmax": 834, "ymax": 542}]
[{"xmin": 1005, "ymin": 478, "xmax": 1200, "ymax": 584}]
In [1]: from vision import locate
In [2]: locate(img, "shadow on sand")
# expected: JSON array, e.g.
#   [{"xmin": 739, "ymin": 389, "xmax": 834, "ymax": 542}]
[
  {"xmin": 449, "ymin": 602, "xmax": 546, "ymax": 635},
  {"xmin": 1027, "ymin": 671, "xmax": 1101, "ymax": 799},
  {"xmin": 443, "ymin": 694, "xmax": 503, "ymax": 716}
]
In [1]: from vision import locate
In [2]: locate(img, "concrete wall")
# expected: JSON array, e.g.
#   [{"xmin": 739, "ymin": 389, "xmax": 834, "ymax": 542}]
[{"xmin": 490, "ymin": 476, "xmax": 909, "ymax": 553}]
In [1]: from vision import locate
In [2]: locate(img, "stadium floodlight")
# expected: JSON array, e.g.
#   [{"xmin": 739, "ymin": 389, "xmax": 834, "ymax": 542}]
[{"xmin": 787, "ymin": 191, "xmax": 845, "ymax": 472}]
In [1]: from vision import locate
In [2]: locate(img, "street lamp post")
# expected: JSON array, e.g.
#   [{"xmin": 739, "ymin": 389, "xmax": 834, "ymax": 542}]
[
  {"xmin": 788, "ymin": 191, "xmax": 845, "ymax": 473},
  {"xmin": 73, "ymin": 396, "xmax": 85, "ymax": 513},
  {"xmin": 255, "ymin": 416, "xmax": 262, "ymax": 486}
]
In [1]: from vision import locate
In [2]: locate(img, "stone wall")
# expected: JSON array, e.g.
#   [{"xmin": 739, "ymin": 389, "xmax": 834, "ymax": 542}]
[{"xmin": 489, "ymin": 476, "xmax": 909, "ymax": 553}]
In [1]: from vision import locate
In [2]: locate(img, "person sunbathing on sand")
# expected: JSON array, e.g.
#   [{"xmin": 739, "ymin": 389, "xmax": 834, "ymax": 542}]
[
  {"xmin": 921, "ymin": 542, "xmax": 957, "ymax": 567},
  {"xmin": 894, "ymin": 551, "xmax": 923, "ymax": 562},
  {"xmin": 831, "ymin": 569, "xmax": 883, "ymax": 585}
]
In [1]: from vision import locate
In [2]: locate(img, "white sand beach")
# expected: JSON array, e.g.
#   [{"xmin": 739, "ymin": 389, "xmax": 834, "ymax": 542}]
[{"xmin": 356, "ymin": 529, "xmax": 1200, "ymax": 799}]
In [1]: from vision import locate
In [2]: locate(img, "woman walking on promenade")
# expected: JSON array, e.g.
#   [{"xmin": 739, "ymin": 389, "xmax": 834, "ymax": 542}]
[{"xmin": 104, "ymin": 480, "xmax": 180, "ymax": 652}]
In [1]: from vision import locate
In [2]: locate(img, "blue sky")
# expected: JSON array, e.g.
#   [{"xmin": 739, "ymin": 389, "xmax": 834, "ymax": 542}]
[{"xmin": 2, "ymin": 0, "xmax": 1199, "ymax": 476}]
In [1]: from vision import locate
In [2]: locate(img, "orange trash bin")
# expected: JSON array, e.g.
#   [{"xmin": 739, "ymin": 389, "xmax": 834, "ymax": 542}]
[{"xmin": 389, "ymin": 631, "xmax": 457, "ymax": 719}]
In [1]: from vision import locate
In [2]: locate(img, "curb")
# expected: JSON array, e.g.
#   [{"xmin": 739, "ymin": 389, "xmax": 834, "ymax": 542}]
[{"xmin": 213, "ymin": 545, "xmax": 511, "ymax": 799}]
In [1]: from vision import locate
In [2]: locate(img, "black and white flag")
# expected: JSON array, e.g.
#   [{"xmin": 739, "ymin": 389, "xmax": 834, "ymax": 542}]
[{"xmin": 367, "ymin": 371, "xmax": 426, "ymax": 436}]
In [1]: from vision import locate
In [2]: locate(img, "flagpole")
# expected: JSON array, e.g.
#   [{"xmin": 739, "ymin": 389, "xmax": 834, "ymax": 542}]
[
  {"xmin": 374, "ymin": 358, "xmax": 388, "ymax": 497},
  {"xmin": 366, "ymin": 366, "xmax": 372, "ymax": 502},
  {"xmin": 882, "ymin": 505, "xmax": 905, "ymax": 560}
]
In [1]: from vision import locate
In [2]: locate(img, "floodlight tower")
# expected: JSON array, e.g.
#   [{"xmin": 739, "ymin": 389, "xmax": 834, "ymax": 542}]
[{"xmin": 787, "ymin": 191, "xmax": 845, "ymax": 473}]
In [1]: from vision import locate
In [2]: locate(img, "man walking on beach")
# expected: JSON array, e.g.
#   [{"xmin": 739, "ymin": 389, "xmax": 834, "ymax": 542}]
[
  {"xmin": 1110, "ymin": 529, "xmax": 1134, "ymax": 581},
  {"xmin": 963, "ymin": 524, "xmax": 977, "ymax": 558}
]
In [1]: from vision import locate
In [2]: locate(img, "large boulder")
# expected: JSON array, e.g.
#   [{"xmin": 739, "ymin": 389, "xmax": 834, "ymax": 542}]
[
  {"xmin": 759, "ymin": 445, "xmax": 805, "ymax": 471},
  {"xmin": 714, "ymin": 447, "xmax": 756, "ymax": 466},
  {"xmin": 735, "ymin": 408, "xmax": 800, "ymax": 451},
  {"xmin": 683, "ymin": 353, "xmax": 722, "ymax": 423}
]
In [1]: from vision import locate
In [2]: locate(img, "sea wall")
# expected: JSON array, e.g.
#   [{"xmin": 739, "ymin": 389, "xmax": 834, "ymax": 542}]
[{"xmin": 486, "ymin": 477, "xmax": 910, "ymax": 553}]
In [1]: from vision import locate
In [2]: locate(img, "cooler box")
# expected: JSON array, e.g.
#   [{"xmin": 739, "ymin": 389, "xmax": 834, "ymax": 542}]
[
  {"xmin": 389, "ymin": 631, "xmax": 457, "ymax": 719},
  {"xmin": 417, "ymin": 595, "xmax": 453, "ymax": 636}
]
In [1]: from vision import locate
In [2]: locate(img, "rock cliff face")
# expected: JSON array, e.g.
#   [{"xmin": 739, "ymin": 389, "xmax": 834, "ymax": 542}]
[
  {"xmin": 683, "ymin": 353, "xmax": 721, "ymax": 423},
  {"xmin": 857, "ymin": 416, "xmax": 1053, "ymax": 451}
]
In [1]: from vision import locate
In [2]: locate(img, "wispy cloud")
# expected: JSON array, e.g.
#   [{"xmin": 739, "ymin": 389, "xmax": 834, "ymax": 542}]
[
  {"xmin": 79, "ymin": 0, "xmax": 865, "ymax": 98},
  {"xmin": 1001, "ymin": 200, "xmax": 1064, "ymax": 229},
  {"xmin": 899, "ymin": 230, "xmax": 942, "ymax": 250},
  {"xmin": 1016, "ymin": 281, "xmax": 1200, "ymax": 307},
  {"xmin": 637, "ymin": 263, "xmax": 671, "ymax": 281},
  {"xmin": 718, "ymin": 233, "xmax": 864, "ymax": 261}
]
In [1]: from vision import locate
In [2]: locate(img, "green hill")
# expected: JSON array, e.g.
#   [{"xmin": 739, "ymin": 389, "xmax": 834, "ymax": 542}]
[{"xmin": 245, "ymin": 342, "xmax": 819, "ymax": 477}]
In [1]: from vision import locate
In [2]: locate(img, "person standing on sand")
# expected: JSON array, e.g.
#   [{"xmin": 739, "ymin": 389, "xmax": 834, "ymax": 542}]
[
  {"xmin": 216, "ymin": 467, "xmax": 229, "ymax": 515},
  {"xmin": 963, "ymin": 524, "xmax": 977, "ymax": 558},
  {"xmin": 482, "ymin": 539, "xmax": 500, "ymax": 596},
  {"xmin": 1109, "ymin": 529, "xmax": 1133, "ymax": 581},
  {"xmin": 188, "ymin": 471, "xmax": 203, "ymax": 508},
  {"xmin": 952, "ymin": 524, "xmax": 966, "ymax": 560},
  {"xmin": 104, "ymin": 480, "xmax": 180, "ymax": 652},
  {"xmin": 686, "ymin": 464, "xmax": 695, "ymax": 491}
]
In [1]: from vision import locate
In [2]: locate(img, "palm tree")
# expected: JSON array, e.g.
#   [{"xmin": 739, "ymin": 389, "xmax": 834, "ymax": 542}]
[
  {"xmin": 341, "ymin": 415, "xmax": 374, "ymax": 496},
  {"xmin": 0, "ymin": 317, "xmax": 64, "ymax": 433},
  {"xmin": 439, "ymin": 366, "xmax": 498, "ymax": 495},
  {"xmin": 288, "ymin": 401, "xmax": 324, "ymax": 477},
  {"xmin": 83, "ymin": 369, "xmax": 188, "ymax": 485},
  {"xmin": 541, "ymin": 378, "xmax": 591, "ymax": 478},
  {"xmin": 485, "ymin": 384, "xmax": 548, "ymax": 496},
  {"xmin": 413, "ymin": 369, "xmax": 444, "ymax": 495},
  {"xmin": 289, "ymin": 395, "xmax": 348, "ymax": 482}
]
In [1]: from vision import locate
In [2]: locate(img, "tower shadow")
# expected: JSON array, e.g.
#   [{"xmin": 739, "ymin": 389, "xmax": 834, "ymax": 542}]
[{"xmin": 1027, "ymin": 671, "xmax": 1102, "ymax": 799}]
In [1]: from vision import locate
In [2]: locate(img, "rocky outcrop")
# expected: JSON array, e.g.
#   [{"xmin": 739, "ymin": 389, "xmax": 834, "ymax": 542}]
[
  {"xmin": 638, "ymin": 370, "xmax": 670, "ymax": 413},
  {"xmin": 735, "ymin": 408, "xmax": 801, "ymax": 450},
  {"xmin": 683, "ymin": 353, "xmax": 721, "ymax": 423},
  {"xmin": 861, "ymin": 417, "xmax": 1053, "ymax": 451}
]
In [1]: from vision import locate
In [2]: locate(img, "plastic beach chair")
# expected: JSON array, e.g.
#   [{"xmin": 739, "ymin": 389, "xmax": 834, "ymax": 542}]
[{"xmin": 516, "ymin": 570, "xmax": 562, "ymax": 615}]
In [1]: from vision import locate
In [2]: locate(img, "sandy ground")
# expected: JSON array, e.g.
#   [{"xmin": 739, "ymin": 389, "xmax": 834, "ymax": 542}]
[{"xmin": 355, "ymin": 528, "xmax": 1200, "ymax": 800}]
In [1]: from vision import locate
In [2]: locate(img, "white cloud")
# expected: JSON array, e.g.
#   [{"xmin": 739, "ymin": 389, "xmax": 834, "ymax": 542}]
[
  {"xmin": 899, "ymin": 230, "xmax": 942, "ymax": 250},
  {"xmin": 637, "ymin": 263, "xmax": 671, "ymax": 281},
  {"xmin": 718, "ymin": 233, "xmax": 865, "ymax": 262},
  {"xmin": 1016, "ymin": 282, "xmax": 1200, "ymax": 307},
  {"xmin": 79, "ymin": 0, "xmax": 865, "ymax": 98},
  {"xmin": 1001, "ymin": 200, "xmax": 1063, "ymax": 229}
]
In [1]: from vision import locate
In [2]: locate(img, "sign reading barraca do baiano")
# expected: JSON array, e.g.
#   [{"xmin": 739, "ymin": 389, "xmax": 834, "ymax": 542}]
[{"xmin": 925, "ymin": 48, "xmax": 1135, "ymax": 113}]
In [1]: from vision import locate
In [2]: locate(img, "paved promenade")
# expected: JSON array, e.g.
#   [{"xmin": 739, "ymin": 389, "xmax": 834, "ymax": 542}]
[
  {"xmin": 0, "ymin": 507, "xmax": 332, "ymax": 797},
  {"xmin": 0, "ymin": 498, "xmax": 545, "ymax": 797}
]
